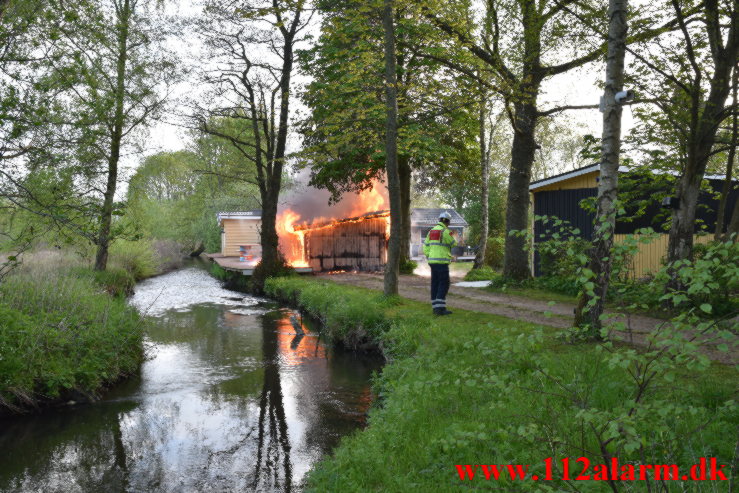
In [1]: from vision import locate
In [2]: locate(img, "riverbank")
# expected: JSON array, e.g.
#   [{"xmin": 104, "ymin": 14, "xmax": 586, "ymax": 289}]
[
  {"xmin": 0, "ymin": 242, "xmax": 188, "ymax": 415},
  {"xmin": 265, "ymin": 277, "xmax": 738, "ymax": 491}
]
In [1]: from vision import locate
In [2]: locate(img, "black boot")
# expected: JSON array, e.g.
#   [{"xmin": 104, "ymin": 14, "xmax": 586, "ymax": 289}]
[{"xmin": 434, "ymin": 307, "xmax": 452, "ymax": 316}]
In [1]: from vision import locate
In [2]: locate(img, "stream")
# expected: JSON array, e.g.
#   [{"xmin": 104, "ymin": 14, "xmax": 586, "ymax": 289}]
[{"xmin": 0, "ymin": 263, "xmax": 382, "ymax": 492}]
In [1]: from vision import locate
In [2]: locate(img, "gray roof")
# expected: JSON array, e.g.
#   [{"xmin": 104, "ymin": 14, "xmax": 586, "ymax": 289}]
[{"xmin": 411, "ymin": 208, "xmax": 468, "ymax": 226}]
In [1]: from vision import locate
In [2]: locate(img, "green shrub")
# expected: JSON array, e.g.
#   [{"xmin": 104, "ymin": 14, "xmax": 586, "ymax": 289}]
[
  {"xmin": 399, "ymin": 258, "xmax": 417, "ymax": 275},
  {"xmin": 463, "ymin": 265, "xmax": 499, "ymax": 282},
  {"xmin": 109, "ymin": 239, "xmax": 158, "ymax": 280},
  {"xmin": 71, "ymin": 266, "xmax": 136, "ymax": 297},
  {"xmin": 483, "ymin": 236, "xmax": 504, "ymax": 268}
]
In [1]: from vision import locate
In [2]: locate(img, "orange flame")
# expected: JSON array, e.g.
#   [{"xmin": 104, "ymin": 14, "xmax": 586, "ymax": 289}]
[{"xmin": 276, "ymin": 209, "xmax": 309, "ymax": 267}]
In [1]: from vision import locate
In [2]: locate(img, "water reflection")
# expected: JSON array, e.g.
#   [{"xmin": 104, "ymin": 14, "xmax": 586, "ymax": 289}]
[{"xmin": 0, "ymin": 267, "xmax": 382, "ymax": 492}]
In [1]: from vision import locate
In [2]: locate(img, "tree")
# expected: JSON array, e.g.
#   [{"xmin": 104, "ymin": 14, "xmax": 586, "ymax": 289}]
[
  {"xmin": 627, "ymin": 0, "xmax": 738, "ymax": 270},
  {"xmin": 383, "ymin": 0, "xmax": 402, "ymax": 296},
  {"xmin": 473, "ymin": 90, "xmax": 492, "ymax": 269},
  {"xmin": 1, "ymin": 0, "xmax": 173, "ymax": 262},
  {"xmin": 421, "ymin": 0, "xmax": 687, "ymax": 280},
  {"xmin": 195, "ymin": 0, "xmax": 311, "ymax": 292},
  {"xmin": 299, "ymin": 0, "xmax": 479, "ymax": 264},
  {"xmin": 43, "ymin": 0, "xmax": 177, "ymax": 271},
  {"xmin": 574, "ymin": 0, "xmax": 629, "ymax": 334},
  {"xmin": 715, "ymin": 66, "xmax": 737, "ymax": 241}
]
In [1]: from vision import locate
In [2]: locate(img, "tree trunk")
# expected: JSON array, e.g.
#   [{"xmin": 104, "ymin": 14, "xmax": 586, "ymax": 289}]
[
  {"xmin": 382, "ymin": 0, "xmax": 401, "ymax": 296},
  {"xmin": 502, "ymin": 97, "xmax": 538, "ymax": 280},
  {"xmin": 716, "ymin": 66, "xmax": 737, "ymax": 241},
  {"xmin": 94, "ymin": 0, "xmax": 130, "ymax": 272},
  {"xmin": 253, "ymin": 26, "xmax": 297, "ymax": 292},
  {"xmin": 728, "ymin": 192, "xmax": 739, "ymax": 237},
  {"xmin": 474, "ymin": 94, "xmax": 490, "ymax": 269},
  {"xmin": 399, "ymin": 154, "xmax": 412, "ymax": 264},
  {"xmin": 574, "ymin": 0, "xmax": 628, "ymax": 332},
  {"xmin": 666, "ymin": 13, "xmax": 739, "ymax": 268}
]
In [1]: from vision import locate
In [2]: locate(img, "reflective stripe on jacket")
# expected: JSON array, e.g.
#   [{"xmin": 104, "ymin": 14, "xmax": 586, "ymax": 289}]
[{"xmin": 423, "ymin": 222, "xmax": 457, "ymax": 264}]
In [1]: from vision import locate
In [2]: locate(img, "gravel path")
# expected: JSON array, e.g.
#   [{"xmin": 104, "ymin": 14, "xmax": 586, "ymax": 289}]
[{"xmin": 317, "ymin": 272, "xmax": 736, "ymax": 365}]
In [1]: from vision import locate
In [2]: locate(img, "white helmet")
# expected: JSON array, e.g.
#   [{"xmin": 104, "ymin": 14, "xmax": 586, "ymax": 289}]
[{"xmin": 439, "ymin": 211, "xmax": 452, "ymax": 221}]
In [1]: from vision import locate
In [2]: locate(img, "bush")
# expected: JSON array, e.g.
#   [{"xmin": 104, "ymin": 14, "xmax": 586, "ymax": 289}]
[
  {"xmin": 109, "ymin": 239, "xmax": 158, "ymax": 281},
  {"xmin": 483, "ymin": 236, "xmax": 504, "ymax": 268},
  {"xmin": 463, "ymin": 265, "xmax": 499, "ymax": 282},
  {"xmin": 399, "ymin": 258, "xmax": 417, "ymax": 275},
  {"xmin": 72, "ymin": 267, "xmax": 136, "ymax": 297}
]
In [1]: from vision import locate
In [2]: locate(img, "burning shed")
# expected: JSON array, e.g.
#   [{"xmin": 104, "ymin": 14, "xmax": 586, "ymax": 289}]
[{"xmin": 295, "ymin": 211, "xmax": 390, "ymax": 272}]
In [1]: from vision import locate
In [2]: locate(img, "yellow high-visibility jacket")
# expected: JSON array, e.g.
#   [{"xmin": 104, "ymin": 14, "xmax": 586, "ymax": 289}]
[{"xmin": 423, "ymin": 222, "xmax": 457, "ymax": 264}]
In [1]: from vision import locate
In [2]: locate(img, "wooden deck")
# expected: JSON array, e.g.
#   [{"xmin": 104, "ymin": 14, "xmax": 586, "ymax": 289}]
[{"xmin": 205, "ymin": 253, "xmax": 313, "ymax": 275}]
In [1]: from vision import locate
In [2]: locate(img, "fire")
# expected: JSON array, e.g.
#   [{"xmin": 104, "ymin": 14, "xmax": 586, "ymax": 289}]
[
  {"xmin": 346, "ymin": 183, "xmax": 386, "ymax": 218},
  {"xmin": 276, "ymin": 180, "xmax": 391, "ymax": 269},
  {"xmin": 276, "ymin": 209, "xmax": 309, "ymax": 267}
]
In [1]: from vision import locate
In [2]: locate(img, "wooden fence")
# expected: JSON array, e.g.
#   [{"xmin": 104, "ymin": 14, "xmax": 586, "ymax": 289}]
[{"xmin": 302, "ymin": 216, "xmax": 388, "ymax": 272}]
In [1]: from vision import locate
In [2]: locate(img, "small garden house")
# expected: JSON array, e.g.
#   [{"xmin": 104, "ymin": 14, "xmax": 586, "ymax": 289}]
[
  {"xmin": 529, "ymin": 163, "xmax": 738, "ymax": 277},
  {"xmin": 217, "ymin": 210, "xmax": 262, "ymax": 259}
]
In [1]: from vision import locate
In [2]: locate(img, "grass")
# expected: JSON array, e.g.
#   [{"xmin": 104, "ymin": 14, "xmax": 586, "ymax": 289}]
[
  {"xmin": 264, "ymin": 276, "xmax": 738, "ymax": 492},
  {"xmin": 0, "ymin": 252, "xmax": 146, "ymax": 413}
]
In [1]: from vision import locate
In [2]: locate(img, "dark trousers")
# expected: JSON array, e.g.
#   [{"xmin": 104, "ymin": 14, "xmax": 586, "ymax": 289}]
[{"xmin": 430, "ymin": 263, "xmax": 450, "ymax": 309}]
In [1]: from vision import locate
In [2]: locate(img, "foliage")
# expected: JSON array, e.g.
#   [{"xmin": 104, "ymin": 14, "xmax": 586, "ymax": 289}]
[
  {"xmin": 463, "ymin": 265, "xmax": 498, "ymax": 282},
  {"xmin": 0, "ymin": 262, "xmax": 146, "ymax": 413},
  {"xmin": 126, "ymin": 144, "xmax": 261, "ymax": 254},
  {"xmin": 399, "ymin": 258, "xmax": 417, "ymax": 275},
  {"xmin": 108, "ymin": 239, "xmax": 159, "ymax": 281},
  {"xmin": 482, "ymin": 235, "xmax": 505, "ymax": 269},
  {"xmin": 654, "ymin": 237, "xmax": 739, "ymax": 316},
  {"xmin": 298, "ymin": 0, "xmax": 480, "ymax": 200}
]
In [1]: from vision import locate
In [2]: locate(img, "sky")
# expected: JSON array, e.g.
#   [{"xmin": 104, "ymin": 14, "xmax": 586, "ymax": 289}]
[{"xmin": 134, "ymin": 0, "xmax": 637, "ymax": 190}]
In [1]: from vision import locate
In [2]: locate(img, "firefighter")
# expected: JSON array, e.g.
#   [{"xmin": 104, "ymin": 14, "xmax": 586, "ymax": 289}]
[{"xmin": 423, "ymin": 211, "xmax": 457, "ymax": 315}]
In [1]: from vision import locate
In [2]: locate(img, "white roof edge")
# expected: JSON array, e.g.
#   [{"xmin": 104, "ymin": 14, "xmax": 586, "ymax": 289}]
[
  {"xmin": 528, "ymin": 164, "xmax": 732, "ymax": 192},
  {"xmin": 529, "ymin": 164, "xmax": 602, "ymax": 191},
  {"xmin": 217, "ymin": 212, "xmax": 262, "ymax": 224}
]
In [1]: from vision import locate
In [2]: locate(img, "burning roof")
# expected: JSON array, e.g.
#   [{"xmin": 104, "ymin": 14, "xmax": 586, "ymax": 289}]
[{"xmin": 294, "ymin": 210, "xmax": 390, "ymax": 232}]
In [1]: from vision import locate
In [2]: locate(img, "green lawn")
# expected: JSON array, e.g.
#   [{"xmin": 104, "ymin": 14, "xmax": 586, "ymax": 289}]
[{"xmin": 265, "ymin": 277, "xmax": 737, "ymax": 492}]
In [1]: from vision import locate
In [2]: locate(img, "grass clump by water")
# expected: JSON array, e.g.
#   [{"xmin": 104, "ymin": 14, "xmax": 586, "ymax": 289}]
[
  {"xmin": 265, "ymin": 277, "xmax": 737, "ymax": 492},
  {"xmin": 266, "ymin": 277, "xmax": 393, "ymax": 350},
  {"xmin": 0, "ymin": 251, "xmax": 146, "ymax": 414}
]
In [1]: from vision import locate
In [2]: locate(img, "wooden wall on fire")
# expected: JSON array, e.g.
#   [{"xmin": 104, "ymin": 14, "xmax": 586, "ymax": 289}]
[{"xmin": 303, "ymin": 217, "xmax": 388, "ymax": 272}]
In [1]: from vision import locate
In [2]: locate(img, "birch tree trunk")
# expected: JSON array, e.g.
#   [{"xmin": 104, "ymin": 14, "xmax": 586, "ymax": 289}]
[
  {"xmin": 382, "ymin": 0, "xmax": 401, "ymax": 296},
  {"xmin": 94, "ymin": 0, "xmax": 130, "ymax": 272},
  {"xmin": 573, "ymin": 0, "xmax": 628, "ymax": 332},
  {"xmin": 474, "ymin": 93, "xmax": 490, "ymax": 270},
  {"xmin": 716, "ymin": 67, "xmax": 737, "ymax": 241}
]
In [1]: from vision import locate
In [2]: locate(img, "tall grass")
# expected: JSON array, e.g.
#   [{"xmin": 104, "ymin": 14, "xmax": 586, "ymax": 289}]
[{"xmin": 0, "ymin": 250, "xmax": 146, "ymax": 413}]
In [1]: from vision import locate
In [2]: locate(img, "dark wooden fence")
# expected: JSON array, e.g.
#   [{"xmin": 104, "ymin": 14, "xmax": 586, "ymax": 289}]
[{"xmin": 302, "ymin": 216, "xmax": 388, "ymax": 272}]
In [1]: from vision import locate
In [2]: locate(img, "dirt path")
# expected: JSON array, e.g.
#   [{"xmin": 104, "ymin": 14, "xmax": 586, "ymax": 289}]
[{"xmin": 317, "ymin": 272, "xmax": 736, "ymax": 365}]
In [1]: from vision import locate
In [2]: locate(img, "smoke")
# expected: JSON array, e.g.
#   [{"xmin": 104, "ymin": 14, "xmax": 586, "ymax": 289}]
[{"xmin": 278, "ymin": 168, "xmax": 389, "ymax": 225}]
